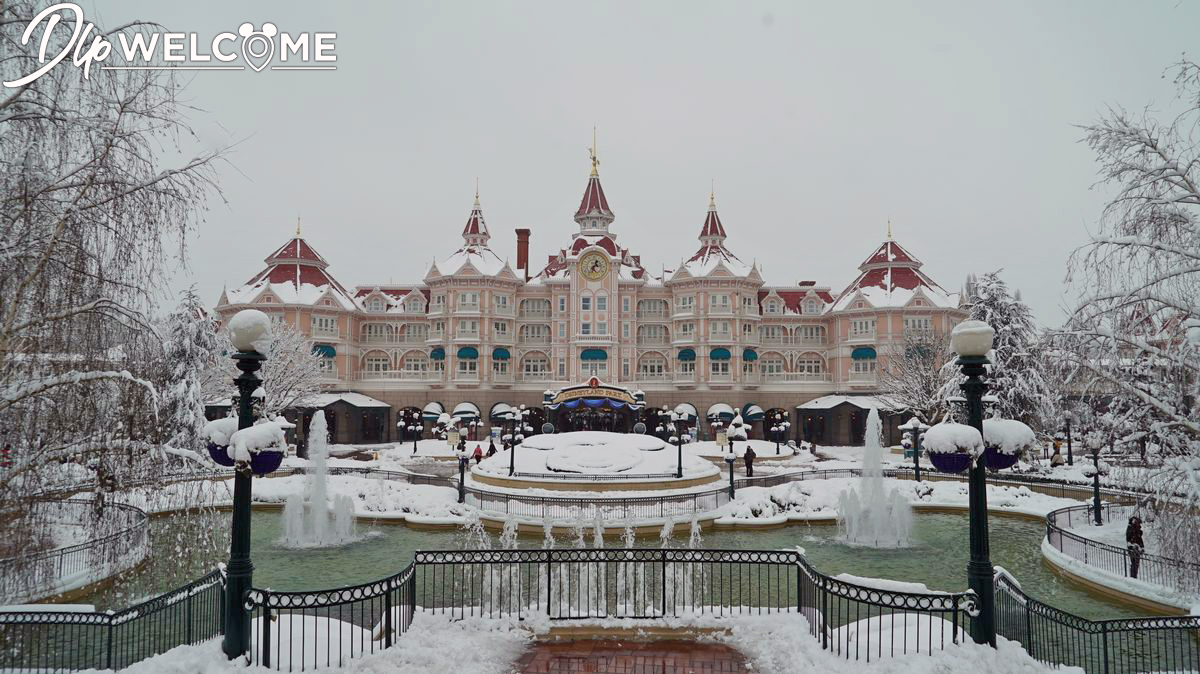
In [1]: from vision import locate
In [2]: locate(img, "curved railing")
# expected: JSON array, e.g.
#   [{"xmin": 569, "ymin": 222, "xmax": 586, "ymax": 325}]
[
  {"xmin": 995, "ymin": 571, "xmax": 1200, "ymax": 673},
  {"xmin": 0, "ymin": 500, "xmax": 150, "ymax": 604},
  {"xmin": 1045, "ymin": 502, "xmax": 1200, "ymax": 596},
  {"xmin": 244, "ymin": 547, "xmax": 977, "ymax": 669}
]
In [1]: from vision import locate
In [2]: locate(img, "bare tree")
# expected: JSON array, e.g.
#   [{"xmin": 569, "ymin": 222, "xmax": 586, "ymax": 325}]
[
  {"xmin": 0, "ymin": 0, "xmax": 224, "ymax": 595},
  {"xmin": 1061, "ymin": 59, "xmax": 1200, "ymax": 576},
  {"xmin": 878, "ymin": 329, "xmax": 951, "ymax": 424}
]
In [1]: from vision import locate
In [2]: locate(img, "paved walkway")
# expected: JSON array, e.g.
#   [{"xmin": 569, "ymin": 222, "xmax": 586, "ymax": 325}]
[{"xmin": 512, "ymin": 639, "xmax": 750, "ymax": 673}]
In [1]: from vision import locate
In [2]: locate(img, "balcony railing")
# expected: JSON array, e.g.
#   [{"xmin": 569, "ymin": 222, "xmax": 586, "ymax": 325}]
[
  {"xmin": 356, "ymin": 370, "xmax": 438, "ymax": 381},
  {"xmin": 360, "ymin": 335, "xmax": 428, "ymax": 345},
  {"xmin": 521, "ymin": 371, "xmax": 551, "ymax": 381},
  {"xmin": 636, "ymin": 311, "xmax": 669, "ymax": 320},
  {"xmin": 311, "ymin": 328, "xmax": 339, "ymax": 339},
  {"xmin": 636, "ymin": 372, "xmax": 669, "ymax": 381},
  {"xmin": 848, "ymin": 331, "xmax": 876, "ymax": 341},
  {"xmin": 518, "ymin": 309, "xmax": 551, "ymax": 319},
  {"xmin": 518, "ymin": 335, "xmax": 551, "ymax": 345},
  {"xmin": 636, "ymin": 337, "xmax": 669, "ymax": 346},
  {"xmin": 764, "ymin": 372, "xmax": 828, "ymax": 382},
  {"xmin": 492, "ymin": 372, "xmax": 514, "ymax": 384},
  {"xmin": 455, "ymin": 304, "xmax": 480, "ymax": 313},
  {"xmin": 454, "ymin": 332, "xmax": 480, "ymax": 340},
  {"xmin": 673, "ymin": 372, "xmax": 697, "ymax": 384},
  {"xmin": 761, "ymin": 336, "xmax": 789, "ymax": 346},
  {"xmin": 849, "ymin": 372, "xmax": 877, "ymax": 385}
]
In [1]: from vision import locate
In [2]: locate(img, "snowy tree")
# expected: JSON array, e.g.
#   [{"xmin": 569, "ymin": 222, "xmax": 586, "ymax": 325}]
[
  {"xmin": 878, "ymin": 328, "xmax": 952, "ymax": 424},
  {"xmin": 0, "ymin": 0, "xmax": 224, "ymax": 594},
  {"xmin": 155, "ymin": 288, "xmax": 223, "ymax": 464},
  {"xmin": 1060, "ymin": 59, "xmax": 1200, "ymax": 580},
  {"xmin": 215, "ymin": 318, "xmax": 325, "ymax": 417},
  {"xmin": 940, "ymin": 271, "xmax": 1053, "ymax": 430}
]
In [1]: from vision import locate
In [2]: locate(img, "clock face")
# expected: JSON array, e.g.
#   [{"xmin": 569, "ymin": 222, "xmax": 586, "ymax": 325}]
[{"xmin": 579, "ymin": 251, "xmax": 610, "ymax": 281}]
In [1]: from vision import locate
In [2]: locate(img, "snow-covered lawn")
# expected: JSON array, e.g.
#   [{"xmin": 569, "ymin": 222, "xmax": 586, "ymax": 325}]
[
  {"xmin": 473, "ymin": 431, "xmax": 719, "ymax": 480},
  {"xmin": 686, "ymin": 438, "xmax": 802, "ymax": 460},
  {"xmin": 717, "ymin": 477, "xmax": 1086, "ymax": 525},
  {"xmin": 96, "ymin": 609, "xmax": 1076, "ymax": 674}
]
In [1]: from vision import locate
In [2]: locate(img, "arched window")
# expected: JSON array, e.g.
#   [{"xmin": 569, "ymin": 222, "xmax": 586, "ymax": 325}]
[
  {"xmin": 367, "ymin": 296, "xmax": 385, "ymax": 312},
  {"xmin": 762, "ymin": 357, "xmax": 786, "ymax": 376},
  {"xmin": 402, "ymin": 353, "xmax": 428, "ymax": 372},
  {"xmin": 638, "ymin": 354, "xmax": 668, "ymax": 377},
  {"xmin": 796, "ymin": 355, "xmax": 824, "ymax": 375},
  {"xmin": 803, "ymin": 299, "xmax": 820, "ymax": 315},
  {"xmin": 363, "ymin": 351, "xmax": 390, "ymax": 373},
  {"xmin": 521, "ymin": 354, "xmax": 550, "ymax": 377}
]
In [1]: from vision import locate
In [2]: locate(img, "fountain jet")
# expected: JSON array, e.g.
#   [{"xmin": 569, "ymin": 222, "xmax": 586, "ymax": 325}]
[{"xmin": 837, "ymin": 409, "xmax": 913, "ymax": 548}]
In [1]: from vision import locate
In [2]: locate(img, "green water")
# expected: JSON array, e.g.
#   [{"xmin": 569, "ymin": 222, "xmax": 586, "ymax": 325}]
[{"xmin": 81, "ymin": 511, "xmax": 1146, "ymax": 621}]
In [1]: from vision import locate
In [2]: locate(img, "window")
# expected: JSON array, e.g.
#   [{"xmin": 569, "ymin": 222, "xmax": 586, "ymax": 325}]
[
  {"xmin": 709, "ymin": 294, "xmax": 730, "ymax": 311},
  {"xmin": 431, "ymin": 320, "xmax": 445, "ymax": 336},
  {"xmin": 622, "ymin": 297, "xmax": 631, "ymax": 313},
  {"xmin": 403, "ymin": 355, "xmax": 427, "ymax": 372},
  {"xmin": 457, "ymin": 319, "xmax": 479, "ymax": 337},
  {"xmin": 581, "ymin": 296, "xmax": 592, "ymax": 311},
  {"xmin": 679, "ymin": 322, "xmax": 695, "ymax": 338},
  {"xmin": 596, "ymin": 295, "xmax": 607, "ymax": 312},
  {"xmin": 680, "ymin": 361, "xmax": 695, "ymax": 375},
  {"xmin": 458, "ymin": 292, "xmax": 479, "ymax": 310},
  {"xmin": 710, "ymin": 320, "xmax": 731, "ymax": 339},
  {"xmin": 904, "ymin": 316, "xmax": 932, "ymax": 333},
  {"xmin": 677, "ymin": 295, "xmax": 694, "ymax": 312},
  {"xmin": 711, "ymin": 361, "xmax": 730, "ymax": 376},
  {"xmin": 622, "ymin": 358, "xmax": 630, "ymax": 378},
  {"xmin": 583, "ymin": 360, "xmax": 607, "ymax": 377},
  {"xmin": 457, "ymin": 359, "xmax": 478, "ymax": 375},
  {"xmin": 762, "ymin": 358, "xmax": 785, "ymax": 375},
  {"xmin": 851, "ymin": 318, "xmax": 875, "ymax": 337},
  {"xmin": 622, "ymin": 322, "xmax": 630, "ymax": 338},
  {"xmin": 797, "ymin": 357, "xmax": 823, "ymax": 374},
  {"xmin": 493, "ymin": 321, "xmax": 508, "ymax": 336},
  {"xmin": 558, "ymin": 358, "xmax": 566, "ymax": 378},
  {"xmin": 362, "ymin": 323, "xmax": 393, "ymax": 342},
  {"xmin": 492, "ymin": 360, "xmax": 509, "ymax": 375},
  {"xmin": 523, "ymin": 356, "xmax": 549, "ymax": 376},
  {"xmin": 558, "ymin": 322, "xmax": 565, "ymax": 338},
  {"xmin": 804, "ymin": 300, "xmax": 820, "ymax": 315},
  {"xmin": 318, "ymin": 356, "xmax": 336, "ymax": 375},
  {"xmin": 742, "ymin": 323, "xmax": 754, "ymax": 338},
  {"xmin": 762, "ymin": 325, "xmax": 786, "ymax": 342},
  {"xmin": 312, "ymin": 315, "xmax": 338, "ymax": 337},
  {"xmin": 852, "ymin": 359, "xmax": 876, "ymax": 375},
  {"xmin": 558, "ymin": 297, "xmax": 566, "ymax": 313},
  {"xmin": 597, "ymin": 322, "xmax": 608, "ymax": 335},
  {"xmin": 406, "ymin": 297, "xmax": 423, "ymax": 312},
  {"xmin": 433, "ymin": 294, "xmax": 446, "ymax": 309},
  {"xmin": 797, "ymin": 325, "xmax": 824, "ymax": 342},
  {"xmin": 522, "ymin": 324, "xmax": 549, "ymax": 342},
  {"xmin": 639, "ymin": 325, "xmax": 667, "ymax": 343},
  {"xmin": 766, "ymin": 300, "xmax": 781, "ymax": 315},
  {"xmin": 639, "ymin": 356, "xmax": 667, "ymax": 376},
  {"xmin": 367, "ymin": 297, "xmax": 385, "ymax": 312},
  {"xmin": 742, "ymin": 296, "xmax": 755, "ymax": 311},
  {"xmin": 495, "ymin": 295, "xmax": 510, "ymax": 311},
  {"xmin": 581, "ymin": 323, "xmax": 592, "ymax": 335},
  {"xmin": 364, "ymin": 353, "xmax": 390, "ymax": 372}
]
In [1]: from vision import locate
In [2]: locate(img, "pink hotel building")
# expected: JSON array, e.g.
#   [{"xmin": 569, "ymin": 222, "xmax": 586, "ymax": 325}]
[{"xmin": 215, "ymin": 154, "xmax": 966, "ymax": 445}]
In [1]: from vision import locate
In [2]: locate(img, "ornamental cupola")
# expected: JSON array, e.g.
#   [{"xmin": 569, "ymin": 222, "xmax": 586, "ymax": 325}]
[
  {"xmin": 574, "ymin": 131, "xmax": 614, "ymax": 236},
  {"xmin": 461, "ymin": 184, "xmax": 490, "ymax": 247}
]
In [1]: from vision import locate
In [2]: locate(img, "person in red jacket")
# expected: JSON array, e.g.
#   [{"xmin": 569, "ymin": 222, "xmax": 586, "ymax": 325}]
[{"xmin": 473, "ymin": 444, "xmax": 484, "ymax": 464}]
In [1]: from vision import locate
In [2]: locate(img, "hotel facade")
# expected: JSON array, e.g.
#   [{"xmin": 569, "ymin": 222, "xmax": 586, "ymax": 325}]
[{"xmin": 215, "ymin": 153, "xmax": 966, "ymax": 445}]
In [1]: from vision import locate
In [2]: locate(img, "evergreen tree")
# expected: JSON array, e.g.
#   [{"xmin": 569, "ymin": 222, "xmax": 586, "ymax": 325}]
[
  {"xmin": 940, "ymin": 271, "xmax": 1052, "ymax": 430},
  {"xmin": 157, "ymin": 287, "xmax": 223, "ymax": 463}
]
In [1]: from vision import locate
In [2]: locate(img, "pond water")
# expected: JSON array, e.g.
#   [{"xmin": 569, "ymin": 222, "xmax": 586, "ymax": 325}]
[{"xmin": 80, "ymin": 510, "xmax": 1145, "ymax": 621}]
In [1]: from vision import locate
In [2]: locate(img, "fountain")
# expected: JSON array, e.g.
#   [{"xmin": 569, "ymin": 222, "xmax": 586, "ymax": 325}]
[
  {"xmin": 280, "ymin": 411, "xmax": 360, "ymax": 548},
  {"xmin": 837, "ymin": 408, "xmax": 913, "ymax": 548}
]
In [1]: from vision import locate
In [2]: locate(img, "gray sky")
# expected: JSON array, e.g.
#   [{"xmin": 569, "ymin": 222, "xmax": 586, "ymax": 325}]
[{"xmin": 98, "ymin": 0, "xmax": 1200, "ymax": 324}]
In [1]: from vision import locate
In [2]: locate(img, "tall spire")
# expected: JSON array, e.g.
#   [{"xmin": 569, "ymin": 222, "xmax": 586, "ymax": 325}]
[
  {"xmin": 887, "ymin": 219, "xmax": 892, "ymax": 240},
  {"xmin": 296, "ymin": 215, "xmax": 301, "ymax": 237},
  {"xmin": 699, "ymin": 189, "xmax": 727, "ymax": 244},
  {"xmin": 575, "ymin": 129, "xmax": 614, "ymax": 233},
  {"xmin": 461, "ymin": 187, "xmax": 490, "ymax": 247}
]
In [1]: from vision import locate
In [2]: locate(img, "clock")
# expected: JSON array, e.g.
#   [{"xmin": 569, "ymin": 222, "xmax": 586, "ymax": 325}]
[{"xmin": 579, "ymin": 251, "xmax": 610, "ymax": 281}]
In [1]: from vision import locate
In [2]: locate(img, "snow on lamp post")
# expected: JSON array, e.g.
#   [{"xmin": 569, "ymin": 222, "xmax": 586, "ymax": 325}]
[
  {"xmin": 950, "ymin": 318, "xmax": 997, "ymax": 647},
  {"xmin": 723, "ymin": 453, "xmax": 736, "ymax": 499},
  {"xmin": 221, "ymin": 309, "xmax": 272, "ymax": 660},
  {"xmin": 899, "ymin": 417, "xmax": 929, "ymax": 482},
  {"xmin": 456, "ymin": 448, "xmax": 469, "ymax": 504}
]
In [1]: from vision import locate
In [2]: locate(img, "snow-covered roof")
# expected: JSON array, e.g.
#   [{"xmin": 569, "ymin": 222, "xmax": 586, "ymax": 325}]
[
  {"xmin": 674, "ymin": 195, "xmax": 757, "ymax": 279},
  {"xmin": 831, "ymin": 237, "xmax": 959, "ymax": 311},
  {"xmin": 431, "ymin": 245, "xmax": 513, "ymax": 277},
  {"xmin": 796, "ymin": 395, "xmax": 899, "ymax": 411},
  {"xmin": 222, "ymin": 235, "xmax": 358, "ymax": 311},
  {"xmin": 297, "ymin": 392, "xmax": 391, "ymax": 409}
]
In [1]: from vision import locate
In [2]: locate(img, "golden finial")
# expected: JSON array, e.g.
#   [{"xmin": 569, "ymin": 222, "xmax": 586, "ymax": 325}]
[
  {"xmin": 709, "ymin": 179, "xmax": 716, "ymax": 209},
  {"xmin": 886, "ymin": 219, "xmax": 893, "ymax": 240},
  {"xmin": 474, "ymin": 177, "xmax": 480, "ymax": 206},
  {"xmin": 296, "ymin": 215, "xmax": 301, "ymax": 237},
  {"xmin": 589, "ymin": 126, "xmax": 599, "ymax": 177}
]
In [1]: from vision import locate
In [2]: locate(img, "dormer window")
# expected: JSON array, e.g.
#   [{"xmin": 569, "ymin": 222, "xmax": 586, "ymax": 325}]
[
  {"xmin": 367, "ymin": 297, "xmax": 385, "ymax": 312},
  {"xmin": 766, "ymin": 301, "xmax": 780, "ymax": 314},
  {"xmin": 803, "ymin": 300, "xmax": 819, "ymax": 315}
]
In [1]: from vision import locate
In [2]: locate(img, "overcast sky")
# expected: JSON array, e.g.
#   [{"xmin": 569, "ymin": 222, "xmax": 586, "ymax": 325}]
[{"xmin": 97, "ymin": 0, "xmax": 1200, "ymax": 325}]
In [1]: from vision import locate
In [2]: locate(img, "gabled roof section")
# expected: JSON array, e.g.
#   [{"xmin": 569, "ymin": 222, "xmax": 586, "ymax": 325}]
[
  {"xmin": 832, "ymin": 236, "xmax": 958, "ymax": 311},
  {"xmin": 675, "ymin": 194, "xmax": 754, "ymax": 279},
  {"xmin": 575, "ymin": 174, "xmax": 613, "ymax": 220},
  {"xmin": 430, "ymin": 192, "xmax": 519, "ymax": 280},
  {"xmin": 224, "ymin": 232, "xmax": 357, "ymax": 310}
]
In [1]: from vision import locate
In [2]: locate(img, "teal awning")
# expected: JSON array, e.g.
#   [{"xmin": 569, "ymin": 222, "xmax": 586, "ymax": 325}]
[
  {"xmin": 457, "ymin": 346, "xmax": 479, "ymax": 359},
  {"xmin": 742, "ymin": 403, "xmax": 766, "ymax": 421},
  {"xmin": 430, "ymin": 347, "xmax": 445, "ymax": 360},
  {"xmin": 312, "ymin": 344, "xmax": 336, "ymax": 358},
  {"xmin": 677, "ymin": 348, "xmax": 696, "ymax": 362},
  {"xmin": 580, "ymin": 348, "xmax": 607, "ymax": 361},
  {"xmin": 851, "ymin": 347, "xmax": 877, "ymax": 360},
  {"xmin": 492, "ymin": 347, "xmax": 511, "ymax": 360},
  {"xmin": 742, "ymin": 348, "xmax": 758, "ymax": 362},
  {"xmin": 710, "ymin": 347, "xmax": 731, "ymax": 360}
]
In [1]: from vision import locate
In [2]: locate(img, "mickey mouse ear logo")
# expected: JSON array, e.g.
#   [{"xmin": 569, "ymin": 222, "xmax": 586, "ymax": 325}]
[{"xmin": 238, "ymin": 22, "xmax": 277, "ymax": 72}]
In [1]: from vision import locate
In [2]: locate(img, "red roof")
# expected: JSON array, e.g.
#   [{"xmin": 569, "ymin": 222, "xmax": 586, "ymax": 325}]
[
  {"xmin": 265, "ymin": 237, "xmax": 327, "ymax": 267},
  {"xmin": 575, "ymin": 175, "xmax": 612, "ymax": 218},
  {"xmin": 699, "ymin": 208, "xmax": 726, "ymax": 239},
  {"xmin": 462, "ymin": 204, "xmax": 487, "ymax": 237},
  {"xmin": 859, "ymin": 240, "xmax": 918, "ymax": 268},
  {"xmin": 570, "ymin": 236, "xmax": 618, "ymax": 255},
  {"xmin": 758, "ymin": 289, "xmax": 833, "ymax": 313}
]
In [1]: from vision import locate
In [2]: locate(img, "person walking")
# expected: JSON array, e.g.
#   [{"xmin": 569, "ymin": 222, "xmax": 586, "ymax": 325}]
[
  {"xmin": 486, "ymin": 439, "xmax": 497, "ymax": 458},
  {"xmin": 743, "ymin": 445, "xmax": 756, "ymax": 478},
  {"xmin": 472, "ymin": 444, "xmax": 484, "ymax": 465},
  {"xmin": 1126, "ymin": 516, "xmax": 1144, "ymax": 579}
]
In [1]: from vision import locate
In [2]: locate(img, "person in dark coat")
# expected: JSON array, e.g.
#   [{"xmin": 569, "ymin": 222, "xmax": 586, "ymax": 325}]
[
  {"xmin": 1125, "ymin": 516, "xmax": 1144, "ymax": 578},
  {"xmin": 743, "ymin": 445, "xmax": 756, "ymax": 477},
  {"xmin": 486, "ymin": 439, "xmax": 497, "ymax": 457}
]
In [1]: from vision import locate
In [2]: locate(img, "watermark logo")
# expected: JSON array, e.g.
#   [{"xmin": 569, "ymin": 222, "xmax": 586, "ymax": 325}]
[{"xmin": 4, "ymin": 4, "xmax": 336, "ymax": 88}]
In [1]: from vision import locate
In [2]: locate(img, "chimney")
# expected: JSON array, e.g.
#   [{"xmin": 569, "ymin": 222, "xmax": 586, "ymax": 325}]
[{"xmin": 515, "ymin": 228, "xmax": 531, "ymax": 281}]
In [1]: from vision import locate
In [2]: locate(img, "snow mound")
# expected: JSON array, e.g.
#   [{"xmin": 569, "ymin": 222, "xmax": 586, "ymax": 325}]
[{"xmin": 521, "ymin": 431, "xmax": 668, "ymax": 453}]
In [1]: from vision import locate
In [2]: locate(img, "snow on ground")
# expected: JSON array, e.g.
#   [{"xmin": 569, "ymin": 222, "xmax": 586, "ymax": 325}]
[
  {"xmin": 94, "ymin": 610, "xmax": 1076, "ymax": 674},
  {"xmin": 474, "ymin": 431, "xmax": 718, "ymax": 480},
  {"xmin": 1061, "ymin": 506, "xmax": 1162, "ymax": 555},
  {"xmin": 1041, "ymin": 539, "xmax": 1197, "ymax": 611},
  {"xmin": 716, "ymin": 477, "xmax": 1086, "ymax": 525},
  {"xmin": 687, "ymin": 438, "xmax": 801, "ymax": 460}
]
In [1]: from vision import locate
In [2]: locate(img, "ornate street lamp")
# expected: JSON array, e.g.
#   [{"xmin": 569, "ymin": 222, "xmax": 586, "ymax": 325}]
[
  {"xmin": 1084, "ymin": 432, "xmax": 1107, "ymax": 525},
  {"xmin": 221, "ymin": 310, "xmax": 270, "ymax": 660},
  {"xmin": 457, "ymin": 448, "xmax": 470, "ymax": 504},
  {"xmin": 950, "ymin": 319, "xmax": 997, "ymax": 647},
  {"xmin": 723, "ymin": 453, "xmax": 736, "ymax": 499},
  {"xmin": 899, "ymin": 417, "xmax": 929, "ymax": 482},
  {"xmin": 1064, "ymin": 409, "xmax": 1076, "ymax": 466}
]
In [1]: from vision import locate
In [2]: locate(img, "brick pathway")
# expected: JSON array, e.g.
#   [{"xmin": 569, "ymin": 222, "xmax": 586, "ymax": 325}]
[{"xmin": 512, "ymin": 639, "xmax": 750, "ymax": 673}]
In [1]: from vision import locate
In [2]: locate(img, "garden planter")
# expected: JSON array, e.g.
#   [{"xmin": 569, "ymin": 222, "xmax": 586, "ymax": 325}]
[
  {"xmin": 929, "ymin": 451, "xmax": 972, "ymax": 474},
  {"xmin": 982, "ymin": 446, "xmax": 1019, "ymax": 471},
  {"xmin": 207, "ymin": 442, "xmax": 236, "ymax": 468},
  {"xmin": 249, "ymin": 450, "xmax": 284, "ymax": 475}
]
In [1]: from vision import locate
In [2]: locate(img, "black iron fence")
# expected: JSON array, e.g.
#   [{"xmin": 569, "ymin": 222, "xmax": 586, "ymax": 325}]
[
  {"xmin": 511, "ymin": 471, "xmax": 678, "ymax": 481},
  {"xmin": 0, "ymin": 569, "xmax": 224, "ymax": 672},
  {"xmin": 0, "ymin": 500, "xmax": 149, "ymax": 604},
  {"xmin": 995, "ymin": 572, "xmax": 1200, "ymax": 673},
  {"xmin": 1046, "ymin": 502, "xmax": 1200, "ymax": 596}
]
